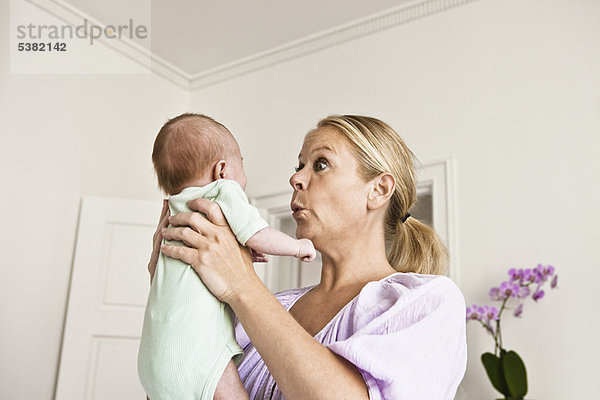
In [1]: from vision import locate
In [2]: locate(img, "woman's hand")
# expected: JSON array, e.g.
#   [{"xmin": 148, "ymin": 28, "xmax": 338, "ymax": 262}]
[
  {"xmin": 148, "ymin": 199, "xmax": 170, "ymax": 284},
  {"xmin": 159, "ymin": 198, "xmax": 257, "ymax": 303}
]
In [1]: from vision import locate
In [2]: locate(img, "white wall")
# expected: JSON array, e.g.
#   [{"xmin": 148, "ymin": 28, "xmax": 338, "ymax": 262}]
[
  {"xmin": 189, "ymin": 0, "xmax": 600, "ymax": 399},
  {"xmin": 0, "ymin": 1, "xmax": 189, "ymax": 398}
]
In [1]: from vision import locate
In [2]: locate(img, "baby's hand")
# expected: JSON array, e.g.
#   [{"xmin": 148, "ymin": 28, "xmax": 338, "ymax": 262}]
[
  {"xmin": 250, "ymin": 248, "xmax": 269, "ymax": 263},
  {"xmin": 296, "ymin": 238, "xmax": 316, "ymax": 262}
]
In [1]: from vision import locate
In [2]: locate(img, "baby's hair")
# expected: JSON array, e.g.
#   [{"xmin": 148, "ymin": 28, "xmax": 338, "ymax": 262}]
[{"xmin": 152, "ymin": 113, "xmax": 236, "ymax": 195}]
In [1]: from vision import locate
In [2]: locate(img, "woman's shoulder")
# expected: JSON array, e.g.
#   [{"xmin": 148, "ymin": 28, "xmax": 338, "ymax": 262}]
[
  {"xmin": 274, "ymin": 273, "xmax": 463, "ymax": 322},
  {"xmin": 361, "ymin": 272, "xmax": 461, "ymax": 300},
  {"xmin": 351, "ymin": 272, "xmax": 465, "ymax": 330},
  {"xmin": 381, "ymin": 271, "xmax": 455, "ymax": 286},
  {"xmin": 325, "ymin": 273, "xmax": 467, "ymax": 400}
]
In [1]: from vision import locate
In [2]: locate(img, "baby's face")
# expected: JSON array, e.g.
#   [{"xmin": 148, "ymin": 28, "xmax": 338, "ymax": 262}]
[{"xmin": 226, "ymin": 150, "xmax": 247, "ymax": 190}]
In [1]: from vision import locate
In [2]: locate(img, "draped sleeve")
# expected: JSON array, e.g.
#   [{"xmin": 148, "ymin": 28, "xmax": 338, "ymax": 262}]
[
  {"xmin": 323, "ymin": 273, "xmax": 467, "ymax": 400},
  {"xmin": 234, "ymin": 273, "xmax": 467, "ymax": 400}
]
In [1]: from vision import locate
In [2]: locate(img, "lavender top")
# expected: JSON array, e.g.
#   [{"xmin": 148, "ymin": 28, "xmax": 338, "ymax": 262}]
[{"xmin": 234, "ymin": 272, "xmax": 467, "ymax": 400}]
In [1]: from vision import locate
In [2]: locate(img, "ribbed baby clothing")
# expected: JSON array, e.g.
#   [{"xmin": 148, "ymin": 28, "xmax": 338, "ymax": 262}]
[{"xmin": 138, "ymin": 180, "xmax": 269, "ymax": 400}]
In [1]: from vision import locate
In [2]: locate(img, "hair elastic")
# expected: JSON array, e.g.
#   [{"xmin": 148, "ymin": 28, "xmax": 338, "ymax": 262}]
[{"xmin": 401, "ymin": 213, "xmax": 411, "ymax": 223}]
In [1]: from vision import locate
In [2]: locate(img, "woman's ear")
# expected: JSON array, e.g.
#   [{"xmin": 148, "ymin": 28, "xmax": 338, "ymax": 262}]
[
  {"xmin": 367, "ymin": 173, "xmax": 395, "ymax": 210},
  {"xmin": 212, "ymin": 160, "xmax": 227, "ymax": 180}
]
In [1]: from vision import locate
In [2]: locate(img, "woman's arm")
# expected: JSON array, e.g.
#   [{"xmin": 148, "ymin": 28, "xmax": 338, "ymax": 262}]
[
  {"xmin": 160, "ymin": 199, "xmax": 369, "ymax": 400},
  {"xmin": 229, "ymin": 277, "xmax": 369, "ymax": 399}
]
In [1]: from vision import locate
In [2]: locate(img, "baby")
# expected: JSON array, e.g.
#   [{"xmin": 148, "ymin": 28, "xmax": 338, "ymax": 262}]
[{"xmin": 137, "ymin": 113, "xmax": 316, "ymax": 400}]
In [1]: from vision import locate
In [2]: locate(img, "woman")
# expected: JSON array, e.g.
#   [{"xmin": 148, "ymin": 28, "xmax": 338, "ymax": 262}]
[{"xmin": 150, "ymin": 115, "xmax": 467, "ymax": 399}]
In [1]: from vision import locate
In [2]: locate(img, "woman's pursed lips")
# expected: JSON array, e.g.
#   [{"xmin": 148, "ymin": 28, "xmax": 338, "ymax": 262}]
[{"xmin": 291, "ymin": 202, "xmax": 306, "ymax": 217}]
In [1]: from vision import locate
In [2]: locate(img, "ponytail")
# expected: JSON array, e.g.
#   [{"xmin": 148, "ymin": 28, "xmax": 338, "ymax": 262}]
[{"xmin": 386, "ymin": 217, "xmax": 448, "ymax": 275}]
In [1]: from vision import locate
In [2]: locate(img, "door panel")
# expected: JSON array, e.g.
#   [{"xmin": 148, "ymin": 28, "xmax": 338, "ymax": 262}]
[{"xmin": 55, "ymin": 196, "xmax": 161, "ymax": 400}]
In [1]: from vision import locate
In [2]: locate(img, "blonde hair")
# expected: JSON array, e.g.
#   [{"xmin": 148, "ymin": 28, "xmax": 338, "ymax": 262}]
[
  {"xmin": 315, "ymin": 115, "xmax": 448, "ymax": 275},
  {"xmin": 152, "ymin": 113, "xmax": 236, "ymax": 195}
]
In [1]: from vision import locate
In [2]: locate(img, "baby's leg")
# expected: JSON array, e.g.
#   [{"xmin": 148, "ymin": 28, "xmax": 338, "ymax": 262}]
[{"xmin": 213, "ymin": 358, "xmax": 249, "ymax": 400}]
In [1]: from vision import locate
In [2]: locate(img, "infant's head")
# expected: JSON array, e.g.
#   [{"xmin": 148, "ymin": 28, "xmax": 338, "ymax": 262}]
[{"xmin": 152, "ymin": 113, "xmax": 246, "ymax": 195}]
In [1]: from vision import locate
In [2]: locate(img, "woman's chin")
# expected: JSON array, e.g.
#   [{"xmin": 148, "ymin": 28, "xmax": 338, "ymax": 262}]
[{"xmin": 294, "ymin": 226, "xmax": 312, "ymax": 241}]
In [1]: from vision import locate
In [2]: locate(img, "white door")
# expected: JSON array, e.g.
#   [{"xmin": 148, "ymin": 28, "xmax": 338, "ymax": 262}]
[{"xmin": 55, "ymin": 196, "xmax": 161, "ymax": 400}]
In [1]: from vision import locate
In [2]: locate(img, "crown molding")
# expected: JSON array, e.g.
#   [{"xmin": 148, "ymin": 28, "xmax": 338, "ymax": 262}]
[
  {"xmin": 189, "ymin": 0, "xmax": 479, "ymax": 90},
  {"xmin": 25, "ymin": 0, "xmax": 479, "ymax": 91}
]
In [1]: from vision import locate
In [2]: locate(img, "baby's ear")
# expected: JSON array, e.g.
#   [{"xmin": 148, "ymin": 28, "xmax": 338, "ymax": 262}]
[
  {"xmin": 212, "ymin": 160, "xmax": 226, "ymax": 180},
  {"xmin": 367, "ymin": 173, "xmax": 395, "ymax": 210}
]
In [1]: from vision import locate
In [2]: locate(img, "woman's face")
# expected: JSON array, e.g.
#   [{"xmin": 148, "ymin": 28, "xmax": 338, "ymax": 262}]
[{"xmin": 289, "ymin": 126, "xmax": 371, "ymax": 247}]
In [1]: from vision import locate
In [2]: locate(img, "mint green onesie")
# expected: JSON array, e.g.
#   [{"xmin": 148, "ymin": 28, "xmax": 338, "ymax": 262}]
[{"xmin": 138, "ymin": 179, "xmax": 268, "ymax": 400}]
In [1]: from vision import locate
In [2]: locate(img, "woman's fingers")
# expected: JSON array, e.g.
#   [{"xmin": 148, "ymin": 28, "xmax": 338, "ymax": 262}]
[
  {"xmin": 159, "ymin": 199, "xmax": 169, "ymax": 224},
  {"xmin": 160, "ymin": 242, "xmax": 200, "ymax": 269},
  {"xmin": 148, "ymin": 200, "xmax": 171, "ymax": 283},
  {"xmin": 162, "ymin": 226, "xmax": 206, "ymax": 248},
  {"xmin": 157, "ymin": 198, "xmax": 258, "ymax": 303},
  {"xmin": 187, "ymin": 198, "xmax": 229, "ymax": 226},
  {"xmin": 153, "ymin": 200, "xmax": 170, "ymax": 238},
  {"xmin": 167, "ymin": 211, "xmax": 216, "ymax": 240}
]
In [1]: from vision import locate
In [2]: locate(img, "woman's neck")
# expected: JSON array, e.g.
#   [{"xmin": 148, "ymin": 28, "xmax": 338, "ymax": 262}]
[{"xmin": 315, "ymin": 231, "xmax": 396, "ymax": 293}]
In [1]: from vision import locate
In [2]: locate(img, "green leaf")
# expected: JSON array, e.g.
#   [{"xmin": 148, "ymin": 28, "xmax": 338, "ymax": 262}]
[
  {"xmin": 502, "ymin": 350, "xmax": 528, "ymax": 398},
  {"xmin": 481, "ymin": 352, "xmax": 510, "ymax": 397}
]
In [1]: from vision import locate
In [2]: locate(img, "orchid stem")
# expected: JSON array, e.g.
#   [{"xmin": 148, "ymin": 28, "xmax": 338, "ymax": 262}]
[{"xmin": 494, "ymin": 297, "xmax": 509, "ymax": 356}]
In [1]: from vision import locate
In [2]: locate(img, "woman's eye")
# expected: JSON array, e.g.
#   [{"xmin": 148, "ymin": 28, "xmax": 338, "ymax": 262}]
[
  {"xmin": 314, "ymin": 159, "xmax": 328, "ymax": 171},
  {"xmin": 294, "ymin": 163, "xmax": 304, "ymax": 173}
]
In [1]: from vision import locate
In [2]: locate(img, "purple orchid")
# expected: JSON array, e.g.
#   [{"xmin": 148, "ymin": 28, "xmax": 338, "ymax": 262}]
[
  {"xmin": 489, "ymin": 287, "xmax": 503, "ymax": 301},
  {"xmin": 513, "ymin": 303, "xmax": 524, "ymax": 318},
  {"xmin": 467, "ymin": 264, "xmax": 559, "ymax": 399},
  {"xmin": 532, "ymin": 288, "xmax": 545, "ymax": 301},
  {"xmin": 466, "ymin": 304, "xmax": 483, "ymax": 321},
  {"xmin": 508, "ymin": 268, "xmax": 524, "ymax": 283},
  {"xmin": 517, "ymin": 286, "xmax": 531, "ymax": 299},
  {"xmin": 466, "ymin": 264, "xmax": 558, "ymax": 358},
  {"xmin": 522, "ymin": 268, "xmax": 539, "ymax": 284},
  {"xmin": 483, "ymin": 305, "xmax": 500, "ymax": 322},
  {"xmin": 535, "ymin": 264, "xmax": 555, "ymax": 283},
  {"xmin": 467, "ymin": 304, "xmax": 499, "ymax": 335},
  {"xmin": 499, "ymin": 281, "xmax": 520, "ymax": 298}
]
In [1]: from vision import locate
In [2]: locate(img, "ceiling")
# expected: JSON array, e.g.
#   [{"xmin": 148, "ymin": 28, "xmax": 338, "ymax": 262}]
[{"xmin": 62, "ymin": 0, "xmax": 417, "ymax": 76}]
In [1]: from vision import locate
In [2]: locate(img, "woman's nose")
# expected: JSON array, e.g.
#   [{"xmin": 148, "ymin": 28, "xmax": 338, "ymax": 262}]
[{"xmin": 289, "ymin": 171, "xmax": 305, "ymax": 191}]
